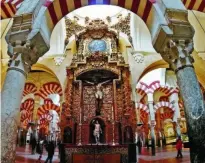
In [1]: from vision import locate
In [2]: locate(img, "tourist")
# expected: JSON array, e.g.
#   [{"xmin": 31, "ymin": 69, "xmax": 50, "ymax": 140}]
[
  {"xmin": 176, "ymin": 136, "xmax": 183, "ymax": 158},
  {"xmin": 45, "ymin": 141, "xmax": 55, "ymax": 163},
  {"xmin": 36, "ymin": 139, "xmax": 44, "ymax": 161},
  {"xmin": 31, "ymin": 137, "xmax": 37, "ymax": 154}
]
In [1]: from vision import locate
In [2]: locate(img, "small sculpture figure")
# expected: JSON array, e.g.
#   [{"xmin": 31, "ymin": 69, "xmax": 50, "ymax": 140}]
[{"xmin": 93, "ymin": 120, "xmax": 102, "ymax": 144}]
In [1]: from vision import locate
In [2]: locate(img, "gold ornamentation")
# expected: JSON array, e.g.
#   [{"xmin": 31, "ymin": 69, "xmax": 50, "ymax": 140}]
[
  {"xmin": 65, "ymin": 18, "xmax": 85, "ymax": 40},
  {"xmin": 110, "ymin": 13, "xmax": 132, "ymax": 45}
]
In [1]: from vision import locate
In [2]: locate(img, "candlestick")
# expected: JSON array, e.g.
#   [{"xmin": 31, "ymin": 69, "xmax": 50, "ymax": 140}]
[{"xmin": 112, "ymin": 106, "xmax": 114, "ymax": 120}]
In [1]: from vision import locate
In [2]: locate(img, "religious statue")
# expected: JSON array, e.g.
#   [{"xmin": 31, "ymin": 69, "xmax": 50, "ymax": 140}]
[
  {"xmin": 95, "ymin": 83, "xmax": 103, "ymax": 115},
  {"xmin": 48, "ymin": 110, "xmax": 60, "ymax": 141},
  {"xmin": 92, "ymin": 120, "xmax": 102, "ymax": 144},
  {"xmin": 84, "ymin": 79, "xmax": 111, "ymax": 115}
]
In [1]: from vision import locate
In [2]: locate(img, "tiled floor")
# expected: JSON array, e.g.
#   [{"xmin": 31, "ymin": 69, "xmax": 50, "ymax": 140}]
[
  {"xmin": 15, "ymin": 145, "xmax": 190, "ymax": 163},
  {"xmin": 138, "ymin": 146, "xmax": 190, "ymax": 163}
]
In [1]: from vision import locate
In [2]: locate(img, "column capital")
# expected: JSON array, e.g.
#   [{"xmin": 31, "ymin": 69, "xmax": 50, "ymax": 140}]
[
  {"xmin": 7, "ymin": 41, "xmax": 39, "ymax": 74},
  {"xmin": 161, "ymin": 39, "xmax": 194, "ymax": 72},
  {"xmin": 153, "ymin": 8, "xmax": 195, "ymax": 72},
  {"xmin": 6, "ymin": 13, "xmax": 49, "ymax": 74}
]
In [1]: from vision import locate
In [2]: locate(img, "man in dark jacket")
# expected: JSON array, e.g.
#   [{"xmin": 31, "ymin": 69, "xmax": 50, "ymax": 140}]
[
  {"xmin": 31, "ymin": 138, "xmax": 37, "ymax": 154},
  {"xmin": 45, "ymin": 141, "xmax": 55, "ymax": 163}
]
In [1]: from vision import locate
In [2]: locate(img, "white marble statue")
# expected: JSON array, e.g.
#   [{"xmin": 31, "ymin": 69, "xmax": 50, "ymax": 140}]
[
  {"xmin": 48, "ymin": 110, "xmax": 60, "ymax": 141},
  {"xmin": 92, "ymin": 120, "xmax": 102, "ymax": 144}
]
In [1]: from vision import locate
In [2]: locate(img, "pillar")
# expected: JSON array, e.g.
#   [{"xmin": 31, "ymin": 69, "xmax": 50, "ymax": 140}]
[
  {"xmin": 169, "ymin": 90, "xmax": 181, "ymax": 137},
  {"xmin": 153, "ymin": 7, "xmax": 205, "ymax": 162},
  {"xmin": 1, "ymin": 52, "xmax": 28, "ymax": 162},
  {"xmin": 147, "ymin": 93, "xmax": 156, "ymax": 156},
  {"xmin": 162, "ymin": 40, "xmax": 205, "ymax": 162},
  {"xmin": 1, "ymin": 37, "xmax": 47, "ymax": 162}
]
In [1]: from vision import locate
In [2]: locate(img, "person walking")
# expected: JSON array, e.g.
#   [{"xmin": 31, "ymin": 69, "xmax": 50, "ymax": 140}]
[
  {"xmin": 36, "ymin": 139, "xmax": 44, "ymax": 162},
  {"xmin": 45, "ymin": 141, "xmax": 55, "ymax": 163},
  {"xmin": 176, "ymin": 136, "xmax": 183, "ymax": 158},
  {"xmin": 31, "ymin": 138, "xmax": 37, "ymax": 154}
]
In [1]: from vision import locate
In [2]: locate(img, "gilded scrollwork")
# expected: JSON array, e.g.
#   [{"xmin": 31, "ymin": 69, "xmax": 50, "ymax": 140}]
[
  {"xmin": 110, "ymin": 13, "xmax": 132, "ymax": 46},
  {"xmin": 65, "ymin": 18, "xmax": 85, "ymax": 41}
]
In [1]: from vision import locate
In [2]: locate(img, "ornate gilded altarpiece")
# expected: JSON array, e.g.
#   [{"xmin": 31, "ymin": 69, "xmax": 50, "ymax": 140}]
[{"xmin": 61, "ymin": 19, "xmax": 136, "ymax": 145}]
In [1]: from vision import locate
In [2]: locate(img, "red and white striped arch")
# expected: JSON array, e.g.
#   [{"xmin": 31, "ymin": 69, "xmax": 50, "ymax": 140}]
[
  {"xmin": 37, "ymin": 103, "xmax": 60, "ymax": 117},
  {"xmin": 23, "ymin": 83, "xmax": 37, "ymax": 97},
  {"xmin": 137, "ymin": 80, "xmax": 179, "ymax": 97},
  {"xmin": 154, "ymin": 101, "xmax": 175, "ymax": 112},
  {"xmin": 39, "ymin": 114, "xmax": 52, "ymax": 128},
  {"xmin": 136, "ymin": 82, "xmax": 149, "ymax": 96},
  {"xmin": 136, "ymin": 102, "xmax": 149, "ymax": 113},
  {"xmin": 20, "ymin": 110, "xmax": 32, "ymax": 128},
  {"xmin": 35, "ymin": 82, "xmax": 63, "ymax": 99},
  {"xmin": 20, "ymin": 98, "xmax": 34, "ymax": 125},
  {"xmin": 20, "ymin": 98, "xmax": 35, "ymax": 111},
  {"xmin": 0, "ymin": 0, "xmax": 23, "ymax": 19},
  {"xmin": 44, "ymin": 98, "xmax": 53, "ymax": 105},
  {"xmin": 160, "ymin": 112, "xmax": 173, "ymax": 120},
  {"xmin": 140, "ymin": 109, "xmax": 149, "ymax": 124},
  {"xmin": 20, "ymin": 110, "xmax": 30, "ymax": 121},
  {"xmin": 182, "ymin": 0, "xmax": 205, "ymax": 12},
  {"xmin": 45, "ymin": 0, "xmax": 156, "ymax": 31},
  {"xmin": 1, "ymin": 0, "xmax": 205, "ymax": 20},
  {"xmin": 40, "ymin": 114, "xmax": 53, "ymax": 121},
  {"xmin": 147, "ymin": 81, "xmax": 175, "ymax": 95}
]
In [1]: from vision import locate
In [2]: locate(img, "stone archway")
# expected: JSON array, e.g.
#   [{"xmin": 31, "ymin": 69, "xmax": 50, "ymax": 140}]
[{"xmin": 44, "ymin": 0, "xmax": 158, "ymax": 33}]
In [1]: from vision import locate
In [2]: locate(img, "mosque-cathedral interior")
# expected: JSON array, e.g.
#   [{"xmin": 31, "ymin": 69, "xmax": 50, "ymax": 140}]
[{"xmin": 1, "ymin": 0, "xmax": 205, "ymax": 163}]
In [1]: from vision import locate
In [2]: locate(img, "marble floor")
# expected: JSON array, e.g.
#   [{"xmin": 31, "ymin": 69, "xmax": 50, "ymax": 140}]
[
  {"xmin": 15, "ymin": 145, "xmax": 190, "ymax": 163},
  {"xmin": 15, "ymin": 145, "xmax": 59, "ymax": 163}
]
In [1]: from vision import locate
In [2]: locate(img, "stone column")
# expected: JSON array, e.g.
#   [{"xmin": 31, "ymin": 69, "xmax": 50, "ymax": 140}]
[
  {"xmin": 162, "ymin": 40, "xmax": 205, "ymax": 162},
  {"xmin": 1, "ymin": 47, "xmax": 31, "ymax": 162},
  {"xmin": 1, "ymin": 39, "xmax": 46, "ymax": 162},
  {"xmin": 169, "ymin": 90, "xmax": 181, "ymax": 137},
  {"xmin": 147, "ymin": 93, "xmax": 156, "ymax": 156},
  {"xmin": 152, "ymin": 7, "xmax": 205, "ymax": 162}
]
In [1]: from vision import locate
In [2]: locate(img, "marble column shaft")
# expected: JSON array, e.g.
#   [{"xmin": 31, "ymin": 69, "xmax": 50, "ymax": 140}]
[
  {"xmin": 176, "ymin": 67, "xmax": 205, "ymax": 163},
  {"xmin": 147, "ymin": 93, "xmax": 156, "ymax": 156},
  {"xmin": 169, "ymin": 92, "xmax": 181, "ymax": 137},
  {"xmin": 1, "ymin": 54, "xmax": 26, "ymax": 163},
  {"xmin": 160, "ymin": 40, "xmax": 205, "ymax": 162}
]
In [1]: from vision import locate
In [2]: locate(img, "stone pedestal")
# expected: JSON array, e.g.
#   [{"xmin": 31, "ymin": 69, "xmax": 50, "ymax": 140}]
[
  {"xmin": 176, "ymin": 67, "xmax": 205, "ymax": 163},
  {"xmin": 1, "ymin": 54, "xmax": 26, "ymax": 163}
]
